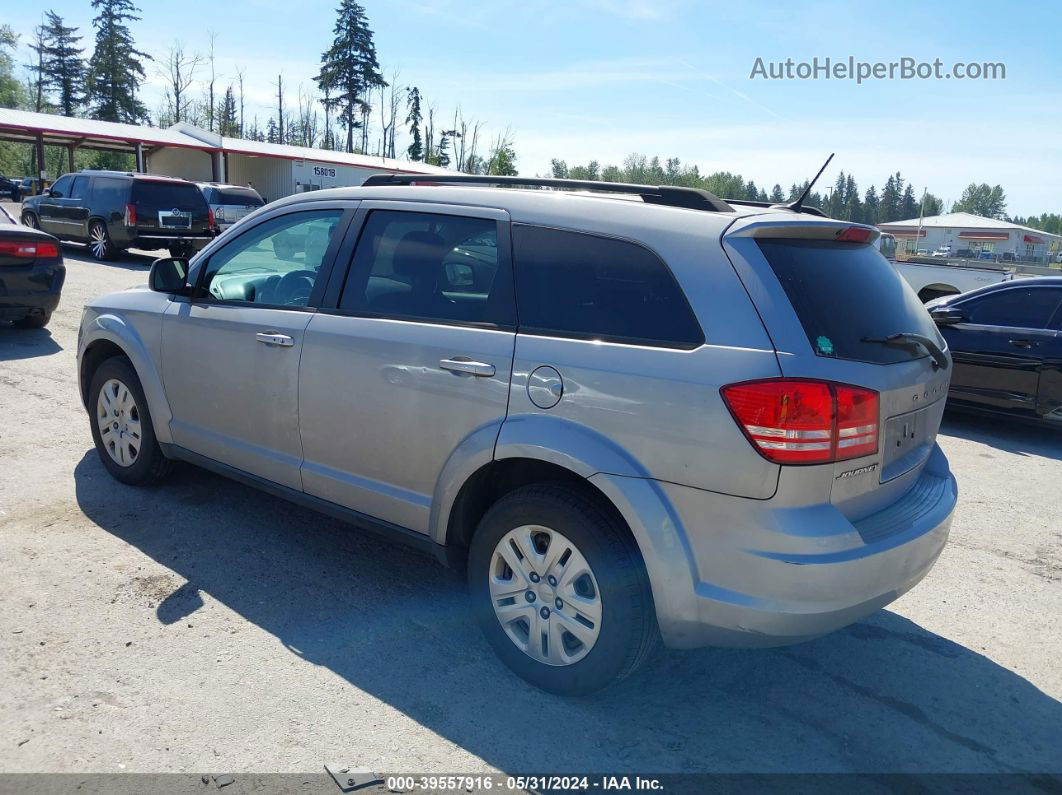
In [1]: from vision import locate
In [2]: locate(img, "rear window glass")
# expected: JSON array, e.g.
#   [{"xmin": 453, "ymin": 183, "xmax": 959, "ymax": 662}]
[
  {"xmin": 210, "ymin": 187, "xmax": 263, "ymax": 205},
  {"xmin": 757, "ymin": 239, "xmax": 941, "ymax": 364},
  {"xmin": 132, "ymin": 181, "xmax": 207, "ymax": 210},
  {"xmin": 512, "ymin": 225, "xmax": 703, "ymax": 348}
]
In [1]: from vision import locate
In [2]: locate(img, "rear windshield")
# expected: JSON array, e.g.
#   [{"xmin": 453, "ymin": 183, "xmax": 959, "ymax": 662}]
[
  {"xmin": 757, "ymin": 239, "xmax": 941, "ymax": 364},
  {"xmin": 208, "ymin": 187, "xmax": 263, "ymax": 205},
  {"xmin": 132, "ymin": 181, "xmax": 207, "ymax": 211}
]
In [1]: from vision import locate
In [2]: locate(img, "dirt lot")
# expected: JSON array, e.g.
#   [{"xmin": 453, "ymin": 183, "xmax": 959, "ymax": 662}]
[{"xmin": 1, "ymin": 216, "xmax": 1060, "ymax": 775}]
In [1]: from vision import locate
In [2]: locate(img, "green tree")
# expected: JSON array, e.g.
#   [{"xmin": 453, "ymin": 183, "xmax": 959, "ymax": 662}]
[
  {"xmin": 880, "ymin": 174, "xmax": 902, "ymax": 222},
  {"xmin": 86, "ymin": 0, "xmax": 148, "ymax": 122},
  {"xmin": 769, "ymin": 184, "xmax": 785, "ymax": 203},
  {"xmin": 40, "ymin": 11, "xmax": 86, "ymax": 116},
  {"xmin": 863, "ymin": 185, "xmax": 879, "ymax": 224},
  {"xmin": 923, "ymin": 192, "xmax": 943, "ymax": 217},
  {"xmin": 0, "ymin": 25, "xmax": 26, "ymax": 109},
  {"xmin": 486, "ymin": 133, "xmax": 517, "ymax": 175},
  {"xmin": 217, "ymin": 85, "xmax": 239, "ymax": 137},
  {"xmin": 953, "ymin": 183, "xmax": 1007, "ymax": 218},
  {"xmin": 550, "ymin": 159, "xmax": 568, "ymax": 178},
  {"xmin": 405, "ymin": 86, "xmax": 423, "ymax": 161},
  {"xmin": 900, "ymin": 183, "xmax": 918, "ymax": 220},
  {"xmin": 316, "ymin": 0, "xmax": 386, "ymax": 154}
]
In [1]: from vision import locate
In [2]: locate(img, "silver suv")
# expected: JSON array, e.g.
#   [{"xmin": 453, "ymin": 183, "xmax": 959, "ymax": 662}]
[{"xmin": 77, "ymin": 175, "xmax": 957, "ymax": 694}]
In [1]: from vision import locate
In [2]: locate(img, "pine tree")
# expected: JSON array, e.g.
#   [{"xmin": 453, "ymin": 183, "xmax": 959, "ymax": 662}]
[
  {"xmin": 900, "ymin": 184, "xmax": 919, "ymax": 220},
  {"xmin": 769, "ymin": 184, "xmax": 785, "ymax": 203},
  {"xmin": 405, "ymin": 86, "xmax": 423, "ymax": 161},
  {"xmin": 880, "ymin": 175, "xmax": 901, "ymax": 222},
  {"xmin": 86, "ymin": 0, "xmax": 148, "ymax": 122},
  {"xmin": 863, "ymin": 185, "xmax": 879, "ymax": 225},
  {"xmin": 217, "ymin": 86, "xmax": 238, "ymax": 137},
  {"xmin": 40, "ymin": 12, "xmax": 86, "ymax": 116},
  {"xmin": 316, "ymin": 0, "xmax": 386, "ymax": 154}
]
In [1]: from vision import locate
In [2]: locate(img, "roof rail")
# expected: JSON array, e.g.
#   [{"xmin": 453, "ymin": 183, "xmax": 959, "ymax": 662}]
[
  {"xmin": 726, "ymin": 198, "xmax": 828, "ymax": 217},
  {"xmin": 361, "ymin": 173, "xmax": 735, "ymax": 213}
]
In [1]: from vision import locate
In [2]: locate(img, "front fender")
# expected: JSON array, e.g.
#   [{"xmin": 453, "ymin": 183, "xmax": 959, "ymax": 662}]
[{"xmin": 80, "ymin": 307, "xmax": 172, "ymax": 444}]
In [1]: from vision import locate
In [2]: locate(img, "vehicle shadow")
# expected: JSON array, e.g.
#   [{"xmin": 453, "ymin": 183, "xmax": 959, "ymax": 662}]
[
  {"xmin": 62, "ymin": 242, "xmax": 157, "ymax": 271},
  {"xmin": 72, "ymin": 452, "xmax": 1061, "ymax": 774},
  {"xmin": 941, "ymin": 410, "xmax": 1062, "ymax": 462},
  {"xmin": 0, "ymin": 324, "xmax": 62, "ymax": 360}
]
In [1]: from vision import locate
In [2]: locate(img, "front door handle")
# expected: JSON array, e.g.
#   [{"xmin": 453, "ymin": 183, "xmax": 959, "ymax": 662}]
[
  {"xmin": 440, "ymin": 358, "xmax": 496, "ymax": 377},
  {"xmin": 1008, "ymin": 339, "xmax": 1038, "ymax": 349},
  {"xmin": 256, "ymin": 332, "xmax": 294, "ymax": 347}
]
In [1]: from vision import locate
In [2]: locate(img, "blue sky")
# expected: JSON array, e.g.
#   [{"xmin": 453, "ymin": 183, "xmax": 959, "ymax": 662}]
[{"xmin": 6, "ymin": 0, "xmax": 1061, "ymax": 215}]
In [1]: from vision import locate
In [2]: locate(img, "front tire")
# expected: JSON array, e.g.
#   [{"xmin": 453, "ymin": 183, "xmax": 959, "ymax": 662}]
[
  {"xmin": 21, "ymin": 212, "xmax": 40, "ymax": 229},
  {"xmin": 468, "ymin": 483, "xmax": 659, "ymax": 695},
  {"xmin": 89, "ymin": 220, "xmax": 114, "ymax": 261},
  {"xmin": 88, "ymin": 357, "xmax": 172, "ymax": 486}
]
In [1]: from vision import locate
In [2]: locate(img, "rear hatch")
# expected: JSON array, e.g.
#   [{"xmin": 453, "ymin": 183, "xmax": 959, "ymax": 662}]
[
  {"xmin": 722, "ymin": 215, "xmax": 951, "ymax": 519},
  {"xmin": 132, "ymin": 180, "xmax": 211, "ymax": 236},
  {"xmin": 207, "ymin": 186, "xmax": 264, "ymax": 225}
]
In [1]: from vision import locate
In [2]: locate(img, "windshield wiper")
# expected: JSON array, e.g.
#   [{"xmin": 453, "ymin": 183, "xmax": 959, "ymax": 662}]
[{"xmin": 861, "ymin": 332, "xmax": 949, "ymax": 370}]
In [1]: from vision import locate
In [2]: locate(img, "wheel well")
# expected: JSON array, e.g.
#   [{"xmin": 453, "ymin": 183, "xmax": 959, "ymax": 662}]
[
  {"xmin": 445, "ymin": 458, "xmax": 628, "ymax": 554},
  {"xmin": 80, "ymin": 340, "xmax": 128, "ymax": 407}
]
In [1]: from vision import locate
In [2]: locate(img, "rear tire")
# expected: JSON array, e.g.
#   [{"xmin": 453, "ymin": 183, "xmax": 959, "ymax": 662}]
[
  {"xmin": 13, "ymin": 311, "xmax": 50, "ymax": 329},
  {"xmin": 89, "ymin": 220, "xmax": 113, "ymax": 261},
  {"xmin": 88, "ymin": 357, "xmax": 172, "ymax": 486},
  {"xmin": 468, "ymin": 483, "xmax": 659, "ymax": 695}
]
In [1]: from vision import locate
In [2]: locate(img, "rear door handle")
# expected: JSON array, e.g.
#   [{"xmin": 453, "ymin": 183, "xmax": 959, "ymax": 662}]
[
  {"xmin": 1008, "ymin": 339, "xmax": 1038, "ymax": 349},
  {"xmin": 256, "ymin": 332, "xmax": 294, "ymax": 347},
  {"xmin": 440, "ymin": 358, "xmax": 496, "ymax": 377}
]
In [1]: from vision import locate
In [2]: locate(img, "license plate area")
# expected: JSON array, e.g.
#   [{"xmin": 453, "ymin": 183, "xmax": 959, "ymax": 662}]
[
  {"xmin": 880, "ymin": 405, "xmax": 934, "ymax": 482},
  {"xmin": 158, "ymin": 210, "xmax": 191, "ymax": 229}
]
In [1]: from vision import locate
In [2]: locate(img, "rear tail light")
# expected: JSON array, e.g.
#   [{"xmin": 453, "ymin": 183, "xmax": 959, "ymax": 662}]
[
  {"xmin": 721, "ymin": 379, "xmax": 879, "ymax": 464},
  {"xmin": 0, "ymin": 240, "xmax": 59, "ymax": 259},
  {"xmin": 124, "ymin": 203, "xmax": 137, "ymax": 227},
  {"xmin": 835, "ymin": 226, "xmax": 873, "ymax": 243},
  {"xmin": 208, "ymin": 208, "xmax": 216, "ymax": 231}
]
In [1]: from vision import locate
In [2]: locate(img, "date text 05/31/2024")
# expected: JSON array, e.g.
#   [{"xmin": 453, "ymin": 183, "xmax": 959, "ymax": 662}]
[{"xmin": 384, "ymin": 775, "xmax": 664, "ymax": 791}]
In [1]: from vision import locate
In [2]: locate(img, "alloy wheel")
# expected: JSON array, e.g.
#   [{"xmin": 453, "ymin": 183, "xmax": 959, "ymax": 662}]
[
  {"xmin": 489, "ymin": 524, "xmax": 602, "ymax": 666},
  {"xmin": 90, "ymin": 223, "xmax": 109, "ymax": 259},
  {"xmin": 96, "ymin": 378, "xmax": 142, "ymax": 467}
]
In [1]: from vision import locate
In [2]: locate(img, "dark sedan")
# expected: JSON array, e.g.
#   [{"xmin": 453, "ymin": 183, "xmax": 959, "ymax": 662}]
[
  {"xmin": 0, "ymin": 204, "xmax": 66, "ymax": 329},
  {"xmin": 928, "ymin": 277, "xmax": 1062, "ymax": 423}
]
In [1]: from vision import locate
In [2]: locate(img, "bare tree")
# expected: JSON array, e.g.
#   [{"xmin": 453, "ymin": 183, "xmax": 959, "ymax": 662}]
[
  {"xmin": 296, "ymin": 85, "xmax": 320, "ymax": 148},
  {"xmin": 159, "ymin": 41, "xmax": 201, "ymax": 124},
  {"xmin": 236, "ymin": 66, "xmax": 246, "ymax": 137},
  {"xmin": 275, "ymin": 73, "xmax": 285, "ymax": 145},
  {"xmin": 204, "ymin": 32, "xmax": 218, "ymax": 132},
  {"xmin": 376, "ymin": 70, "xmax": 403, "ymax": 158}
]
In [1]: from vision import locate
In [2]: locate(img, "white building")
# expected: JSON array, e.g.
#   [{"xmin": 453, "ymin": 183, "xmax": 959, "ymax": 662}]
[
  {"xmin": 879, "ymin": 212, "xmax": 1062, "ymax": 264},
  {"xmin": 0, "ymin": 108, "xmax": 454, "ymax": 200}
]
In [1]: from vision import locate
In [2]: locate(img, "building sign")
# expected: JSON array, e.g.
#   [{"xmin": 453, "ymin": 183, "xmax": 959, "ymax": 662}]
[{"xmin": 313, "ymin": 166, "xmax": 337, "ymax": 178}]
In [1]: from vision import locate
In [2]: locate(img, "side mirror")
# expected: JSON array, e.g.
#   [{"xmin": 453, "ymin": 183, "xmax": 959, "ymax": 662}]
[
  {"xmin": 930, "ymin": 306, "xmax": 964, "ymax": 326},
  {"xmin": 46, "ymin": 189, "xmax": 57, "ymax": 198},
  {"xmin": 149, "ymin": 257, "xmax": 190, "ymax": 294}
]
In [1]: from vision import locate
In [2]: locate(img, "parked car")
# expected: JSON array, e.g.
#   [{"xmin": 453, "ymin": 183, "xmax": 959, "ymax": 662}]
[
  {"xmin": 196, "ymin": 182, "xmax": 265, "ymax": 234},
  {"xmin": 978, "ymin": 250, "xmax": 994, "ymax": 260},
  {"xmin": 893, "ymin": 258, "xmax": 1012, "ymax": 302},
  {"xmin": 916, "ymin": 248, "xmax": 929, "ymax": 255},
  {"xmin": 931, "ymin": 245, "xmax": 952, "ymax": 257},
  {"xmin": 0, "ymin": 202, "xmax": 65, "ymax": 328},
  {"xmin": 21, "ymin": 171, "xmax": 213, "ymax": 261},
  {"xmin": 19, "ymin": 177, "xmax": 35, "ymax": 196},
  {"xmin": 77, "ymin": 175, "xmax": 957, "ymax": 694},
  {"xmin": 955, "ymin": 248, "xmax": 976, "ymax": 259},
  {"xmin": 0, "ymin": 173, "xmax": 22, "ymax": 201},
  {"xmin": 927, "ymin": 278, "xmax": 1062, "ymax": 423}
]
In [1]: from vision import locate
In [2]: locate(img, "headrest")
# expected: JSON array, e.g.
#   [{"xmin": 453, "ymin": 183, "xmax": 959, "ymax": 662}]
[{"xmin": 392, "ymin": 230, "xmax": 445, "ymax": 277}]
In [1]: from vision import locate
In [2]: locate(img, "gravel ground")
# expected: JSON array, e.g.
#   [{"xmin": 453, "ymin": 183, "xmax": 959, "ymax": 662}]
[{"xmin": 1, "ymin": 211, "xmax": 1060, "ymax": 775}]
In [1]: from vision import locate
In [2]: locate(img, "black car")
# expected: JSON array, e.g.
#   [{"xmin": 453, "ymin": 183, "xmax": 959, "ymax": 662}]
[
  {"xmin": 21, "ymin": 170, "xmax": 213, "ymax": 261},
  {"xmin": 0, "ymin": 173, "xmax": 21, "ymax": 201},
  {"xmin": 0, "ymin": 203, "xmax": 65, "ymax": 328},
  {"xmin": 928, "ymin": 277, "xmax": 1062, "ymax": 423}
]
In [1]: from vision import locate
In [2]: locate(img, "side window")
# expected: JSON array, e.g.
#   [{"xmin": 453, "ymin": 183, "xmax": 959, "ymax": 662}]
[
  {"xmin": 339, "ymin": 210, "xmax": 513, "ymax": 326},
  {"xmin": 70, "ymin": 176, "xmax": 89, "ymax": 200},
  {"xmin": 92, "ymin": 177, "xmax": 127, "ymax": 207},
  {"xmin": 201, "ymin": 210, "xmax": 342, "ymax": 306},
  {"xmin": 962, "ymin": 287, "xmax": 1062, "ymax": 329},
  {"xmin": 49, "ymin": 176, "xmax": 72, "ymax": 198},
  {"xmin": 512, "ymin": 225, "xmax": 704, "ymax": 348}
]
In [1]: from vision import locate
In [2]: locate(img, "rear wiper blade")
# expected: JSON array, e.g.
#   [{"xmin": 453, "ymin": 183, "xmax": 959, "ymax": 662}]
[{"xmin": 861, "ymin": 332, "xmax": 949, "ymax": 370}]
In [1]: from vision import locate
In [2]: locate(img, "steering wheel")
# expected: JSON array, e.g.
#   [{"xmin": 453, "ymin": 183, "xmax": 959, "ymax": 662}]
[{"xmin": 272, "ymin": 270, "xmax": 316, "ymax": 306}]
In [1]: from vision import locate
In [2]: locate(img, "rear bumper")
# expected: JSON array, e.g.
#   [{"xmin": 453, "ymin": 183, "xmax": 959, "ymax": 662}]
[
  {"xmin": 603, "ymin": 444, "xmax": 957, "ymax": 649},
  {"xmin": 0, "ymin": 262, "xmax": 65, "ymax": 319}
]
